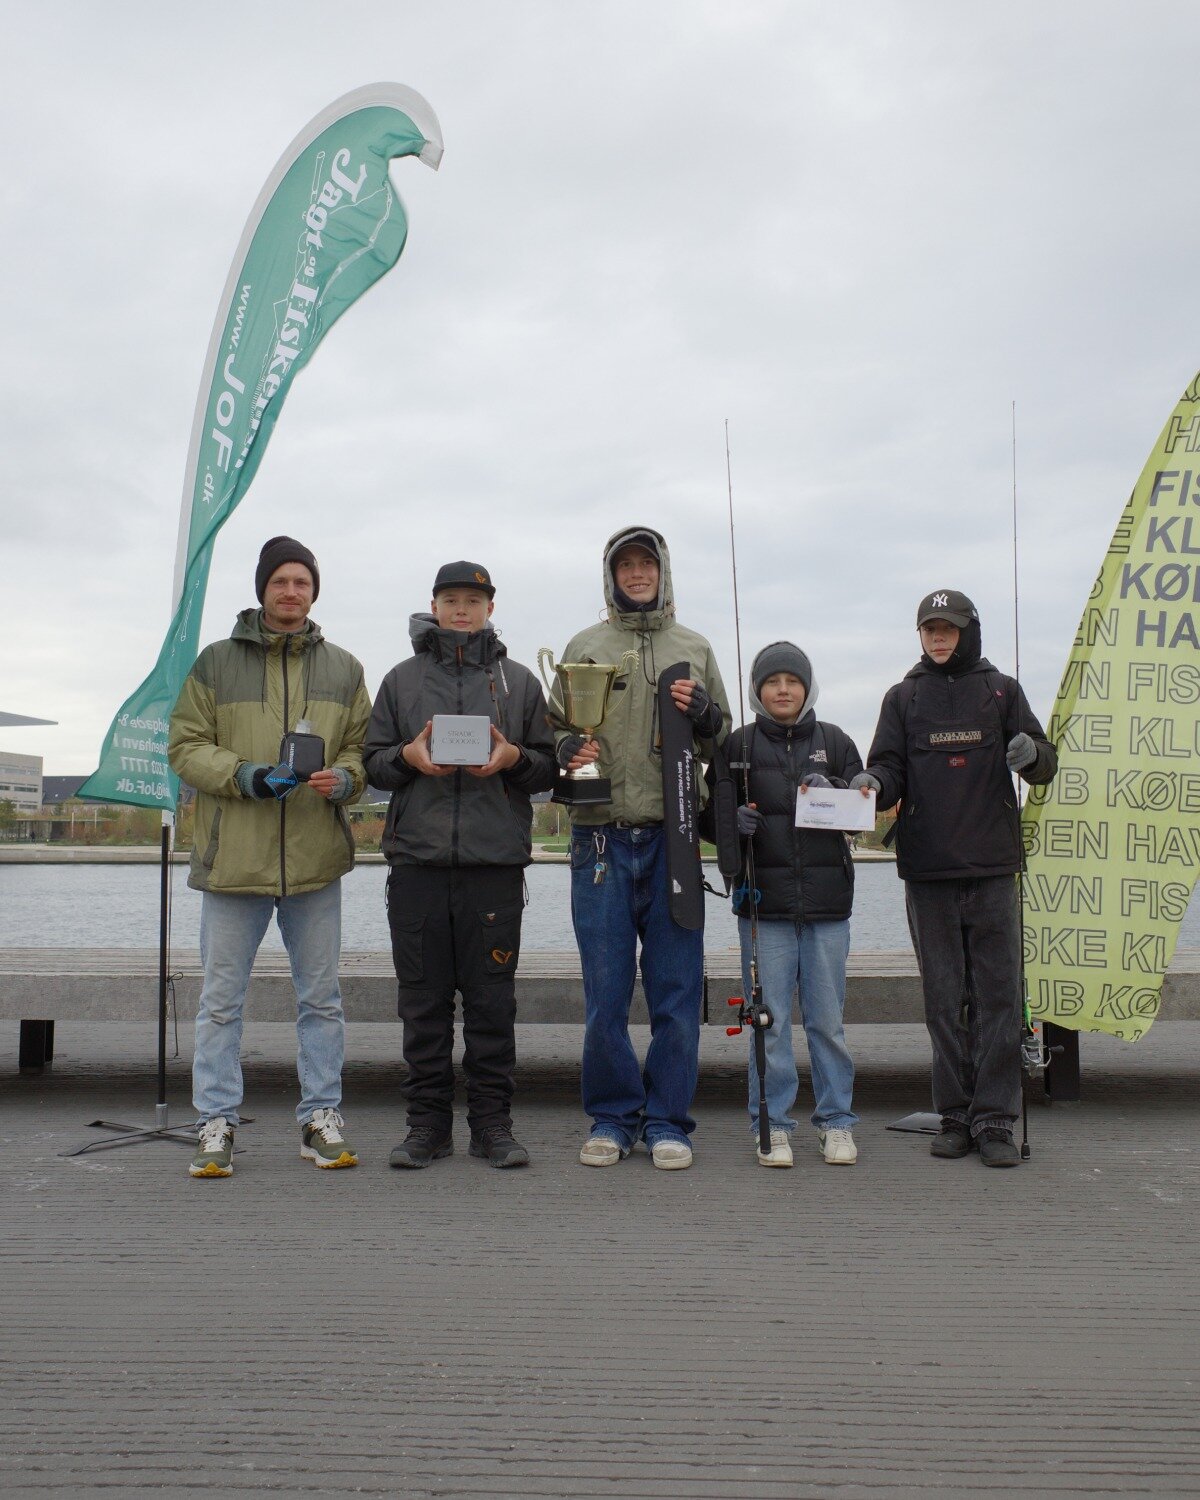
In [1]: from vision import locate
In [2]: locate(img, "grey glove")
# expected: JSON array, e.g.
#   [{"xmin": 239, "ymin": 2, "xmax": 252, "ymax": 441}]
[
  {"xmin": 235, "ymin": 762, "xmax": 273, "ymax": 800},
  {"xmin": 327, "ymin": 767, "xmax": 354, "ymax": 803},
  {"xmin": 555, "ymin": 733, "xmax": 588, "ymax": 770},
  {"xmin": 802, "ymin": 773, "xmax": 832, "ymax": 789},
  {"xmin": 736, "ymin": 804, "xmax": 764, "ymax": 838},
  {"xmin": 1006, "ymin": 732, "xmax": 1036, "ymax": 772},
  {"xmin": 849, "ymin": 772, "xmax": 881, "ymax": 794}
]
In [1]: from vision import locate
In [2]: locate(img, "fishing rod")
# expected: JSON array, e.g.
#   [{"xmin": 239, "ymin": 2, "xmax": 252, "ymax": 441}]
[
  {"xmin": 1011, "ymin": 400, "xmax": 1055, "ymax": 1160},
  {"xmin": 719, "ymin": 419, "xmax": 774, "ymax": 1160}
]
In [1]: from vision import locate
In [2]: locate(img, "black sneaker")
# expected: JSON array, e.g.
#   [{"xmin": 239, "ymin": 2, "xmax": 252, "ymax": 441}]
[
  {"xmin": 929, "ymin": 1120, "xmax": 973, "ymax": 1159},
  {"xmin": 389, "ymin": 1125, "xmax": 453, "ymax": 1169},
  {"xmin": 469, "ymin": 1124, "xmax": 530, "ymax": 1169},
  {"xmin": 977, "ymin": 1128, "xmax": 1020, "ymax": 1168}
]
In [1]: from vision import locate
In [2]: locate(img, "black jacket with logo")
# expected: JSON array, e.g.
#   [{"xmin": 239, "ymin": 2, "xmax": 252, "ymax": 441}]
[
  {"xmin": 720, "ymin": 713, "xmax": 864, "ymax": 923},
  {"xmin": 364, "ymin": 614, "xmax": 557, "ymax": 867},
  {"xmin": 866, "ymin": 657, "xmax": 1057, "ymax": 881}
]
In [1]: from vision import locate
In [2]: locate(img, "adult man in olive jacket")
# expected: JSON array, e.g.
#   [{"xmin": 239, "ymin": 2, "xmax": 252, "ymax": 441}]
[
  {"xmin": 549, "ymin": 527, "xmax": 729, "ymax": 1171},
  {"xmin": 364, "ymin": 561, "xmax": 556, "ymax": 1170},
  {"xmin": 855, "ymin": 588, "xmax": 1057, "ymax": 1167},
  {"xmin": 169, "ymin": 536, "xmax": 371, "ymax": 1179}
]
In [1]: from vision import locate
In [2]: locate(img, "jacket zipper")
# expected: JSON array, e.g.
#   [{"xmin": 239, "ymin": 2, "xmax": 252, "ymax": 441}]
[
  {"xmin": 451, "ymin": 644, "xmax": 464, "ymax": 867},
  {"xmin": 279, "ymin": 639, "xmax": 289, "ymax": 896},
  {"xmin": 787, "ymin": 725, "xmax": 805, "ymax": 923}
]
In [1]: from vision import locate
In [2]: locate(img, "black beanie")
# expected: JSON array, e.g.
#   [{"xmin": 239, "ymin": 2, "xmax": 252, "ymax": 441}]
[
  {"xmin": 751, "ymin": 641, "xmax": 812, "ymax": 697},
  {"xmin": 255, "ymin": 536, "xmax": 320, "ymax": 603}
]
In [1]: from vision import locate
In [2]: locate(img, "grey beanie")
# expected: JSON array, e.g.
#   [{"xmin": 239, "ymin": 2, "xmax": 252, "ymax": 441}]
[{"xmin": 751, "ymin": 642, "xmax": 812, "ymax": 696}]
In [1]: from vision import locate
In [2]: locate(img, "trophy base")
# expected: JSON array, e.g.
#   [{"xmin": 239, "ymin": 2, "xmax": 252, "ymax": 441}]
[{"xmin": 552, "ymin": 775, "xmax": 612, "ymax": 807}]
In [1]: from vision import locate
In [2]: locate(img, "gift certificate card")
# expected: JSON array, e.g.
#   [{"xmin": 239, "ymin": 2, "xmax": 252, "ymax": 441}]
[{"xmin": 794, "ymin": 786, "xmax": 876, "ymax": 832}]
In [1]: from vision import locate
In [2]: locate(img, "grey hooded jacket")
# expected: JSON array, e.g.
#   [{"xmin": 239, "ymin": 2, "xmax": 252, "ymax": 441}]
[
  {"xmin": 547, "ymin": 526, "xmax": 729, "ymax": 827},
  {"xmin": 364, "ymin": 614, "xmax": 556, "ymax": 867}
]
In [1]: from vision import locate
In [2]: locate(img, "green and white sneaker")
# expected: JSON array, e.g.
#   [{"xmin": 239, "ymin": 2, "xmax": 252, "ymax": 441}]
[
  {"xmin": 300, "ymin": 1108, "xmax": 358, "ymax": 1169},
  {"xmin": 190, "ymin": 1116, "xmax": 234, "ymax": 1178}
]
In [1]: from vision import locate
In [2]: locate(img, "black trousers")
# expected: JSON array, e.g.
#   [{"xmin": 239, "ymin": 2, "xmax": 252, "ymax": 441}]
[
  {"xmin": 904, "ymin": 875, "xmax": 1023, "ymax": 1133},
  {"xmin": 386, "ymin": 864, "xmax": 524, "ymax": 1132}
]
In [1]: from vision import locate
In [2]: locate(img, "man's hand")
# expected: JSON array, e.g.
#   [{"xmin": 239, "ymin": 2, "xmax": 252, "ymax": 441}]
[
  {"xmin": 308, "ymin": 767, "xmax": 352, "ymax": 801},
  {"xmin": 466, "ymin": 725, "xmax": 523, "ymax": 779},
  {"xmin": 401, "ymin": 722, "xmax": 455, "ymax": 777},
  {"xmin": 736, "ymin": 803, "xmax": 763, "ymax": 837},
  {"xmin": 669, "ymin": 678, "xmax": 704, "ymax": 718},
  {"xmin": 235, "ymin": 762, "xmax": 274, "ymax": 800},
  {"xmin": 849, "ymin": 771, "xmax": 881, "ymax": 797},
  {"xmin": 557, "ymin": 734, "xmax": 601, "ymax": 772},
  {"xmin": 1006, "ymin": 733, "xmax": 1036, "ymax": 772},
  {"xmin": 799, "ymin": 774, "xmax": 832, "ymax": 792}
]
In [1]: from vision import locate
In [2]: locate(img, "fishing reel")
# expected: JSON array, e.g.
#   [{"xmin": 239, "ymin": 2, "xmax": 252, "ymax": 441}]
[
  {"xmin": 1020, "ymin": 1008, "xmax": 1065, "ymax": 1078},
  {"xmin": 726, "ymin": 995, "xmax": 773, "ymax": 1036}
]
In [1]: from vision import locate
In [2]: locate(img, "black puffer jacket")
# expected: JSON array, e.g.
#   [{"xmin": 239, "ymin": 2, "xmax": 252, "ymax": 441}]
[
  {"xmin": 364, "ymin": 615, "xmax": 556, "ymax": 867},
  {"xmin": 866, "ymin": 657, "xmax": 1056, "ymax": 881},
  {"xmin": 724, "ymin": 714, "xmax": 864, "ymax": 923}
]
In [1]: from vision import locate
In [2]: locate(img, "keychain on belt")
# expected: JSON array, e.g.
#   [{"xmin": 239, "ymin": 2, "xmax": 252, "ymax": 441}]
[{"xmin": 592, "ymin": 830, "xmax": 607, "ymax": 886}]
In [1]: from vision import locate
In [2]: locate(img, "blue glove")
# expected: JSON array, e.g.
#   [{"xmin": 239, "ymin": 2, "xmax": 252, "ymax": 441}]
[
  {"xmin": 235, "ymin": 763, "xmax": 273, "ymax": 800},
  {"xmin": 802, "ymin": 773, "xmax": 832, "ymax": 789},
  {"xmin": 327, "ymin": 767, "xmax": 354, "ymax": 803},
  {"xmin": 849, "ymin": 772, "xmax": 881, "ymax": 794},
  {"xmin": 1006, "ymin": 733, "xmax": 1036, "ymax": 772},
  {"xmin": 736, "ymin": 804, "xmax": 764, "ymax": 838}
]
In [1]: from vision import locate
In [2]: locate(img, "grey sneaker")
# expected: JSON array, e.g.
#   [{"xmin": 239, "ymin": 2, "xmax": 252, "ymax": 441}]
[
  {"xmin": 190, "ymin": 1116, "xmax": 234, "ymax": 1178},
  {"xmin": 651, "ymin": 1140, "xmax": 693, "ymax": 1171},
  {"xmin": 818, "ymin": 1127, "xmax": 858, "ymax": 1165},
  {"xmin": 756, "ymin": 1128, "xmax": 794, "ymax": 1168},
  {"xmin": 300, "ymin": 1108, "xmax": 358, "ymax": 1169},
  {"xmin": 579, "ymin": 1135, "xmax": 626, "ymax": 1167}
]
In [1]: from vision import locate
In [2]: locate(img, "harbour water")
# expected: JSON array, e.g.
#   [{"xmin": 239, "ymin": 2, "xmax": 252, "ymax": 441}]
[{"xmin": 2, "ymin": 860, "xmax": 1199, "ymax": 955}]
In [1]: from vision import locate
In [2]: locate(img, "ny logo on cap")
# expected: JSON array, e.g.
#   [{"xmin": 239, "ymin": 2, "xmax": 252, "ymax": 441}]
[{"xmin": 932, "ymin": 592, "xmax": 948, "ymax": 608}]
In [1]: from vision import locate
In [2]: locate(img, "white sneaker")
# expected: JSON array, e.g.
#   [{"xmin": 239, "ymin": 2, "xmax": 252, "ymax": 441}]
[
  {"xmin": 651, "ymin": 1140, "xmax": 693, "ymax": 1171},
  {"xmin": 818, "ymin": 1127, "xmax": 858, "ymax": 1165},
  {"xmin": 756, "ymin": 1128, "xmax": 794, "ymax": 1168},
  {"xmin": 579, "ymin": 1135, "xmax": 625, "ymax": 1167}
]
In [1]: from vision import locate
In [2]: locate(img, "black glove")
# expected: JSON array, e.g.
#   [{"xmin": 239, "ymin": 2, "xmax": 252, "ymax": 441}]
[
  {"xmin": 555, "ymin": 734, "xmax": 588, "ymax": 770},
  {"xmin": 235, "ymin": 762, "xmax": 274, "ymax": 800},
  {"xmin": 736, "ymin": 804, "xmax": 764, "ymax": 838}
]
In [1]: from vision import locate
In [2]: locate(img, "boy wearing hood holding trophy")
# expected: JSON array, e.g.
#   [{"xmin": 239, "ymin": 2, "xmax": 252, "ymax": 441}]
[{"xmin": 546, "ymin": 527, "xmax": 729, "ymax": 1172}]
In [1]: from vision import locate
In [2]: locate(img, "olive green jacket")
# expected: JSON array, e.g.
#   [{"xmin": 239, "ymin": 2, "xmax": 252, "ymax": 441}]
[
  {"xmin": 547, "ymin": 527, "xmax": 729, "ymax": 827},
  {"xmin": 169, "ymin": 609, "xmax": 371, "ymax": 896}
]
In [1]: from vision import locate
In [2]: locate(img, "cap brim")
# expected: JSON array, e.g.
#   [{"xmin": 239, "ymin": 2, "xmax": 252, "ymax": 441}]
[{"xmin": 918, "ymin": 610, "xmax": 971, "ymax": 628}]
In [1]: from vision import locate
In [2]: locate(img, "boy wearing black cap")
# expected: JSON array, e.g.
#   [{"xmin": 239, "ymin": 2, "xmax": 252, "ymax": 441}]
[
  {"xmin": 364, "ymin": 562, "xmax": 556, "ymax": 1170},
  {"xmin": 853, "ymin": 590, "xmax": 1057, "ymax": 1166},
  {"xmin": 717, "ymin": 642, "xmax": 868, "ymax": 1168}
]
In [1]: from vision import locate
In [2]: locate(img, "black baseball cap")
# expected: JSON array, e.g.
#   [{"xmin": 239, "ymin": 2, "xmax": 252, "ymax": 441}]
[
  {"xmin": 916, "ymin": 589, "xmax": 977, "ymax": 628},
  {"xmin": 432, "ymin": 561, "xmax": 495, "ymax": 598}
]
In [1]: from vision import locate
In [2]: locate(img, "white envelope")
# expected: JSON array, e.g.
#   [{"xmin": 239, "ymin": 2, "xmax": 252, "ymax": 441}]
[{"xmin": 794, "ymin": 786, "xmax": 876, "ymax": 832}]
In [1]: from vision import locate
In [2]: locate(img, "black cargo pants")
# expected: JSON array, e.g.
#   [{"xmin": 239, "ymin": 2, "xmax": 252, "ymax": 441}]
[{"xmin": 386, "ymin": 864, "xmax": 525, "ymax": 1133}]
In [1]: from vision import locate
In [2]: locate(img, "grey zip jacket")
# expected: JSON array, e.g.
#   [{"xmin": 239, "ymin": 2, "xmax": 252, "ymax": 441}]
[
  {"xmin": 364, "ymin": 614, "xmax": 557, "ymax": 867},
  {"xmin": 547, "ymin": 527, "xmax": 730, "ymax": 827}
]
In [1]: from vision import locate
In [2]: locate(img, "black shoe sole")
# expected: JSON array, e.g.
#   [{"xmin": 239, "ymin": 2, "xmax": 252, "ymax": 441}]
[
  {"xmin": 389, "ymin": 1142, "xmax": 453, "ymax": 1169},
  {"xmin": 468, "ymin": 1142, "xmax": 530, "ymax": 1169},
  {"xmin": 979, "ymin": 1151, "xmax": 1020, "ymax": 1168}
]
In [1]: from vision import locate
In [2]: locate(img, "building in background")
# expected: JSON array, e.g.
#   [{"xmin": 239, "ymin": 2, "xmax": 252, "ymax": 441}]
[{"xmin": 0, "ymin": 750, "xmax": 43, "ymax": 813}]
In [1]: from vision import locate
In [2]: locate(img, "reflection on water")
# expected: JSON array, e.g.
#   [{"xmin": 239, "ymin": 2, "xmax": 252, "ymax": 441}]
[{"xmin": 2, "ymin": 860, "xmax": 1198, "ymax": 956}]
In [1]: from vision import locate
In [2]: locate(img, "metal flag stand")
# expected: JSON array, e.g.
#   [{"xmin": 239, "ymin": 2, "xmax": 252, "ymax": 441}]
[{"xmin": 61, "ymin": 814, "xmax": 199, "ymax": 1156}]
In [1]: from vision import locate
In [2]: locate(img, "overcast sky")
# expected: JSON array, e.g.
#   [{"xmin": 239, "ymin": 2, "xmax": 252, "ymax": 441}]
[{"xmin": 4, "ymin": 2, "xmax": 1199, "ymax": 774}]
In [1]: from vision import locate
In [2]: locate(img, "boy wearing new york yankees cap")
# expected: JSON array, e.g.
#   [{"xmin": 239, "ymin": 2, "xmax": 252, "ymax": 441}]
[
  {"xmin": 364, "ymin": 562, "xmax": 556, "ymax": 1170},
  {"xmin": 853, "ymin": 590, "xmax": 1057, "ymax": 1167}
]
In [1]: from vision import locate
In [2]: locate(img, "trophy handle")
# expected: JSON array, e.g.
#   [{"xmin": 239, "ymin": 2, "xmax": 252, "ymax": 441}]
[
  {"xmin": 616, "ymin": 648, "xmax": 639, "ymax": 682},
  {"xmin": 537, "ymin": 647, "xmax": 557, "ymax": 695}
]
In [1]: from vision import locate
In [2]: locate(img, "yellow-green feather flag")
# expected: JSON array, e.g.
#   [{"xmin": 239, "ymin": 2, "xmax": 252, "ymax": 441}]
[{"xmin": 1024, "ymin": 371, "xmax": 1200, "ymax": 1038}]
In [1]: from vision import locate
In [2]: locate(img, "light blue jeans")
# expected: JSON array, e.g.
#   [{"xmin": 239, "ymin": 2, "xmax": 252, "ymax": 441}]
[
  {"xmin": 738, "ymin": 916, "xmax": 857, "ymax": 1133},
  {"xmin": 193, "ymin": 881, "xmax": 345, "ymax": 1126}
]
